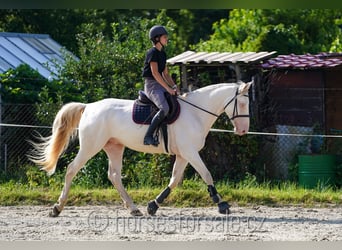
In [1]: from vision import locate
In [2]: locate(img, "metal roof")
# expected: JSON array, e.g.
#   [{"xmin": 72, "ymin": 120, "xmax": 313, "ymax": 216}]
[
  {"xmin": 0, "ymin": 32, "xmax": 77, "ymax": 79},
  {"xmin": 262, "ymin": 53, "xmax": 342, "ymax": 69},
  {"xmin": 167, "ymin": 50, "xmax": 277, "ymax": 65}
]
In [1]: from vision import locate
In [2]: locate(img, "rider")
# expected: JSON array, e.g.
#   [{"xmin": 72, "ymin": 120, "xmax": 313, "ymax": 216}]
[{"xmin": 142, "ymin": 25, "xmax": 177, "ymax": 146}]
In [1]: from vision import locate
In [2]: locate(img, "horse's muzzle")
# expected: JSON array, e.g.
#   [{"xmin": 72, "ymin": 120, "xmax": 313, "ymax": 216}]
[
  {"xmin": 235, "ymin": 129, "xmax": 247, "ymax": 136},
  {"xmin": 232, "ymin": 117, "xmax": 249, "ymax": 136}
]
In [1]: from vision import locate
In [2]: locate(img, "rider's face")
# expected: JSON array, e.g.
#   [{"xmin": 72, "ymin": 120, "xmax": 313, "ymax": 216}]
[{"xmin": 159, "ymin": 35, "xmax": 168, "ymax": 46}]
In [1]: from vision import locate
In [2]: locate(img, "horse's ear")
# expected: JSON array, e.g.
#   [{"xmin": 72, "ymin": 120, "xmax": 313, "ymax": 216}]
[{"xmin": 239, "ymin": 81, "xmax": 252, "ymax": 95}]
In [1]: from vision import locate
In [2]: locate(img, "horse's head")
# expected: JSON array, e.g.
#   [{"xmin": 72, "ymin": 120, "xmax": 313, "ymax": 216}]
[{"xmin": 224, "ymin": 81, "xmax": 252, "ymax": 136}]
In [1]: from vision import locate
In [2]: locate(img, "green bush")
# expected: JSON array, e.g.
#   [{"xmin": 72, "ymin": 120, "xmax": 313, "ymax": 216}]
[
  {"xmin": 73, "ymin": 151, "xmax": 111, "ymax": 188},
  {"xmin": 122, "ymin": 150, "xmax": 172, "ymax": 188}
]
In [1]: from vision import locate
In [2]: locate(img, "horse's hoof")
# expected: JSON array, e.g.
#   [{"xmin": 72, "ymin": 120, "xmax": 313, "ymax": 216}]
[
  {"xmin": 147, "ymin": 200, "xmax": 159, "ymax": 216},
  {"xmin": 131, "ymin": 209, "xmax": 143, "ymax": 217},
  {"xmin": 49, "ymin": 204, "xmax": 61, "ymax": 217},
  {"xmin": 218, "ymin": 201, "xmax": 231, "ymax": 214}
]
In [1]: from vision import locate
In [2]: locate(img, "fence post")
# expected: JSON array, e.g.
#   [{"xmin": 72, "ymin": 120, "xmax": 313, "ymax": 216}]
[{"xmin": 4, "ymin": 144, "xmax": 7, "ymax": 173}]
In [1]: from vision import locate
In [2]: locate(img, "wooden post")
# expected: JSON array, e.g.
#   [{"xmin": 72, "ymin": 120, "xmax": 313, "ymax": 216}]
[
  {"xmin": 180, "ymin": 64, "xmax": 187, "ymax": 92},
  {"xmin": 234, "ymin": 64, "xmax": 241, "ymax": 81}
]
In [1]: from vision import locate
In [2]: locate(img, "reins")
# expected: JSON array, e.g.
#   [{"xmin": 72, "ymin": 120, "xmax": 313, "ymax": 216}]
[
  {"xmin": 177, "ymin": 96, "xmax": 220, "ymax": 118},
  {"xmin": 177, "ymin": 87, "xmax": 249, "ymax": 120}
]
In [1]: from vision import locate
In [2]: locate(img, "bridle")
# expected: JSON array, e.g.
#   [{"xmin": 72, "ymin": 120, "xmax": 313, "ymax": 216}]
[
  {"xmin": 223, "ymin": 88, "xmax": 250, "ymax": 120},
  {"xmin": 177, "ymin": 87, "xmax": 250, "ymax": 120}
]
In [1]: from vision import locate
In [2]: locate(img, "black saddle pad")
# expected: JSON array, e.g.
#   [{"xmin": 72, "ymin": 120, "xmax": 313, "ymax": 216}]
[{"xmin": 132, "ymin": 91, "xmax": 180, "ymax": 125}]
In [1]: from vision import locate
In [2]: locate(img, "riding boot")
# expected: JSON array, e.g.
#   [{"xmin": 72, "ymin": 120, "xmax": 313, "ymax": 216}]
[{"xmin": 144, "ymin": 110, "xmax": 165, "ymax": 146}]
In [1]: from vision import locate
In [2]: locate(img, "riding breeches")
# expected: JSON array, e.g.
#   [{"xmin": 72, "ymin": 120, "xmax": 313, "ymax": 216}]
[{"xmin": 144, "ymin": 78, "xmax": 170, "ymax": 115}]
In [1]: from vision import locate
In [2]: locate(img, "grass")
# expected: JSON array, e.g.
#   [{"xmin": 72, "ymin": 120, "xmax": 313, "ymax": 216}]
[{"xmin": 0, "ymin": 179, "xmax": 342, "ymax": 208}]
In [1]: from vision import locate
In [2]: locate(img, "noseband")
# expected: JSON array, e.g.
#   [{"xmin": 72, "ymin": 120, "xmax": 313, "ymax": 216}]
[{"xmin": 177, "ymin": 87, "xmax": 250, "ymax": 120}]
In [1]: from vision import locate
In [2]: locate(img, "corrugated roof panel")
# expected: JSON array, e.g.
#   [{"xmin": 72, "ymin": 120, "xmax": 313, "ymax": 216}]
[
  {"xmin": 201, "ymin": 52, "xmax": 221, "ymax": 61},
  {"xmin": 0, "ymin": 44, "xmax": 22, "ymax": 67},
  {"xmin": 8, "ymin": 37, "xmax": 49, "ymax": 64},
  {"xmin": 192, "ymin": 52, "xmax": 220, "ymax": 63},
  {"xmin": 211, "ymin": 52, "xmax": 237, "ymax": 63},
  {"xmin": 0, "ymin": 57, "xmax": 12, "ymax": 72},
  {"xmin": 167, "ymin": 51, "xmax": 195, "ymax": 65},
  {"xmin": 206, "ymin": 52, "xmax": 232, "ymax": 63},
  {"xmin": 231, "ymin": 52, "xmax": 256, "ymax": 63},
  {"xmin": 177, "ymin": 52, "xmax": 208, "ymax": 64},
  {"xmin": 0, "ymin": 36, "xmax": 51, "ymax": 78},
  {"xmin": 167, "ymin": 51, "xmax": 278, "ymax": 65},
  {"xmin": 20, "ymin": 36, "xmax": 63, "ymax": 76},
  {"xmin": 44, "ymin": 53, "xmax": 65, "ymax": 65},
  {"xmin": 217, "ymin": 52, "xmax": 244, "ymax": 62},
  {"xmin": 36, "ymin": 37, "xmax": 62, "ymax": 54},
  {"xmin": 23, "ymin": 37, "xmax": 54, "ymax": 54},
  {"xmin": 241, "ymin": 51, "xmax": 277, "ymax": 63},
  {"xmin": 0, "ymin": 32, "xmax": 77, "ymax": 79}
]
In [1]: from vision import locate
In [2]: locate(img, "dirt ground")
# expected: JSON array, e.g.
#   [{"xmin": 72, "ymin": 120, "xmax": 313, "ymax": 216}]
[{"xmin": 0, "ymin": 205, "xmax": 341, "ymax": 241}]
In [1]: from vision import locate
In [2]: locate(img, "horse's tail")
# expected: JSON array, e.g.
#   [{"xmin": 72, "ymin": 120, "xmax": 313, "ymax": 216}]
[{"xmin": 28, "ymin": 102, "xmax": 86, "ymax": 176}]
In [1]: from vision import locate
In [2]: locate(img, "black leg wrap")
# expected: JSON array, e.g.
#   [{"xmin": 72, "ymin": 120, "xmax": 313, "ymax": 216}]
[
  {"xmin": 156, "ymin": 187, "xmax": 171, "ymax": 204},
  {"xmin": 147, "ymin": 200, "xmax": 159, "ymax": 216},
  {"xmin": 208, "ymin": 185, "xmax": 220, "ymax": 203},
  {"xmin": 218, "ymin": 201, "xmax": 231, "ymax": 214}
]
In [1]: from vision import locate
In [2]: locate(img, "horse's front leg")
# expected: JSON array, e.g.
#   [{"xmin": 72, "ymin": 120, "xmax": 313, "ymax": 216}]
[
  {"xmin": 104, "ymin": 142, "xmax": 142, "ymax": 216},
  {"xmin": 185, "ymin": 151, "xmax": 231, "ymax": 215},
  {"xmin": 147, "ymin": 155, "xmax": 188, "ymax": 215}
]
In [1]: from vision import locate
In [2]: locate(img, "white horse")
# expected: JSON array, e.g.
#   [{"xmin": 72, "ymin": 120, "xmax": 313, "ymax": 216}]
[{"xmin": 28, "ymin": 81, "xmax": 252, "ymax": 217}]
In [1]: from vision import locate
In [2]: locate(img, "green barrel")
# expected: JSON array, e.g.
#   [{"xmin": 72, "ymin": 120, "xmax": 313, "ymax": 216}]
[{"xmin": 298, "ymin": 155, "xmax": 336, "ymax": 188}]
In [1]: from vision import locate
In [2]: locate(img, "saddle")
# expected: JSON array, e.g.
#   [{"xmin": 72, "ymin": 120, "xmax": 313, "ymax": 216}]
[
  {"xmin": 132, "ymin": 91, "xmax": 180, "ymax": 125},
  {"xmin": 132, "ymin": 91, "xmax": 181, "ymax": 153}
]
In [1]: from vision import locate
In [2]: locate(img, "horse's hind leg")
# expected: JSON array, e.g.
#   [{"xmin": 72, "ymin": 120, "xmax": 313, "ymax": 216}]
[
  {"xmin": 104, "ymin": 140, "xmax": 142, "ymax": 216},
  {"xmin": 147, "ymin": 155, "xmax": 188, "ymax": 216},
  {"xmin": 50, "ymin": 152, "xmax": 90, "ymax": 217}
]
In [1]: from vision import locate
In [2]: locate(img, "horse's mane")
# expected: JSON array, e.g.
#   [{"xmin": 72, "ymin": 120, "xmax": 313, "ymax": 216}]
[{"xmin": 181, "ymin": 82, "xmax": 237, "ymax": 98}]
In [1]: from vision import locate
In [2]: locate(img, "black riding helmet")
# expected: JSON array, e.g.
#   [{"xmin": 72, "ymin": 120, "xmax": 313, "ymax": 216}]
[{"xmin": 149, "ymin": 25, "xmax": 168, "ymax": 44}]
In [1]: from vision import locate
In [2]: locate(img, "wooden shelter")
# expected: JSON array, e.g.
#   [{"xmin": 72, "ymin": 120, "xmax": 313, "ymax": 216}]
[
  {"xmin": 167, "ymin": 50, "xmax": 276, "ymax": 91},
  {"xmin": 262, "ymin": 53, "xmax": 342, "ymax": 134},
  {"xmin": 260, "ymin": 53, "xmax": 342, "ymax": 179}
]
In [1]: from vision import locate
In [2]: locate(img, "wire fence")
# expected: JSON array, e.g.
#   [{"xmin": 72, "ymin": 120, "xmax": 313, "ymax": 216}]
[
  {"xmin": 0, "ymin": 103, "xmax": 341, "ymax": 182},
  {"xmin": 0, "ymin": 104, "xmax": 46, "ymax": 176}
]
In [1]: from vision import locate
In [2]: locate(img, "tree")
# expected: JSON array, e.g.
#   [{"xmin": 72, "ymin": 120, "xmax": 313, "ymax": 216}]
[
  {"xmin": 58, "ymin": 11, "xmax": 179, "ymax": 103},
  {"xmin": 165, "ymin": 9, "xmax": 229, "ymax": 50},
  {"xmin": 193, "ymin": 9, "xmax": 342, "ymax": 54},
  {"xmin": 0, "ymin": 65, "xmax": 52, "ymax": 178},
  {"xmin": 0, "ymin": 9, "xmax": 228, "ymax": 56},
  {"xmin": 0, "ymin": 64, "xmax": 48, "ymax": 104}
]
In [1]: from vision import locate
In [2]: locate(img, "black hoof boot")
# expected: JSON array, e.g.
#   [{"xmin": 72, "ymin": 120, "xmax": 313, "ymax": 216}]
[
  {"xmin": 49, "ymin": 204, "xmax": 61, "ymax": 217},
  {"xmin": 218, "ymin": 201, "xmax": 231, "ymax": 214},
  {"xmin": 147, "ymin": 200, "xmax": 159, "ymax": 216}
]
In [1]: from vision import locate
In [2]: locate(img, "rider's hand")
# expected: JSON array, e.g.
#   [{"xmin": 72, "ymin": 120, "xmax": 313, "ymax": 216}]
[{"xmin": 168, "ymin": 85, "xmax": 177, "ymax": 96}]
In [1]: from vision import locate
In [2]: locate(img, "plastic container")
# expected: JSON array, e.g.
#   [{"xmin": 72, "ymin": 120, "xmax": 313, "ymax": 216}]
[{"xmin": 298, "ymin": 154, "xmax": 336, "ymax": 188}]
